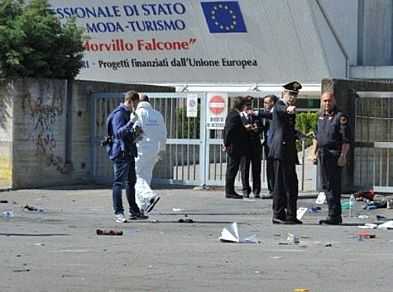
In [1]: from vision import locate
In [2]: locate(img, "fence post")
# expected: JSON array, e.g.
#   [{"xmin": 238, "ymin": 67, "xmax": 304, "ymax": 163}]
[
  {"xmin": 199, "ymin": 93, "xmax": 208, "ymax": 188},
  {"xmin": 301, "ymin": 139, "xmax": 306, "ymax": 191}
]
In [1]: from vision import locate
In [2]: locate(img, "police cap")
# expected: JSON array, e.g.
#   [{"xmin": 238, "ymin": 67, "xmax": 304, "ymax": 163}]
[{"xmin": 282, "ymin": 81, "xmax": 302, "ymax": 94}]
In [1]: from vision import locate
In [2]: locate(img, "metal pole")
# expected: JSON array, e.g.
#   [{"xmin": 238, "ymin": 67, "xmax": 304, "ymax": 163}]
[{"xmin": 301, "ymin": 139, "xmax": 305, "ymax": 191}]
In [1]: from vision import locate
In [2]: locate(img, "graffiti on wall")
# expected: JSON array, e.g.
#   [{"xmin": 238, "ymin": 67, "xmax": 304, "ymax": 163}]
[{"xmin": 21, "ymin": 81, "xmax": 70, "ymax": 174}]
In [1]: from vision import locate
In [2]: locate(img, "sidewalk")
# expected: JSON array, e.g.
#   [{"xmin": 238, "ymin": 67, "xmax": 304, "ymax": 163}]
[{"xmin": 1, "ymin": 187, "xmax": 392, "ymax": 292}]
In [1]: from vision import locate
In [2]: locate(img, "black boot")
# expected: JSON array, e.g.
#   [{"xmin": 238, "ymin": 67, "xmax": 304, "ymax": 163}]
[{"xmin": 319, "ymin": 216, "xmax": 342, "ymax": 225}]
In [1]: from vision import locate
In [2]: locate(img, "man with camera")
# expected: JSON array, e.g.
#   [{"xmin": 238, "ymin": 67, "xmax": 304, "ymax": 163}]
[{"xmin": 105, "ymin": 90, "xmax": 147, "ymax": 223}]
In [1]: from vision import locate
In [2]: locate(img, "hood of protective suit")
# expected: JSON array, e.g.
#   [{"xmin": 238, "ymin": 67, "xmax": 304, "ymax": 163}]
[
  {"xmin": 135, "ymin": 101, "xmax": 166, "ymax": 150},
  {"xmin": 136, "ymin": 101, "xmax": 153, "ymax": 111}
]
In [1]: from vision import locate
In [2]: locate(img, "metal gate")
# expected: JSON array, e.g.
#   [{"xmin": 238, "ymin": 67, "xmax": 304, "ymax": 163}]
[
  {"xmin": 355, "ymin": 91, "xmax": 393, "ymax": 192},
  {"xmin": 91, "ymin": 92, "xmax": 312, "ymax": 190},
  {"xmin": 91, "ymin": 92, "xmax": 205, "ymax": 185}
]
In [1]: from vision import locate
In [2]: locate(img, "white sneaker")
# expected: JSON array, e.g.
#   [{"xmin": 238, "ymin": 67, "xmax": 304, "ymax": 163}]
[
  {"xmin": 114, "ymin": 213, "xmax": 127, "ymax": 223},
  {"xmin": 144, "ymin": 196, "xmax": 160, "ymax": 214}
]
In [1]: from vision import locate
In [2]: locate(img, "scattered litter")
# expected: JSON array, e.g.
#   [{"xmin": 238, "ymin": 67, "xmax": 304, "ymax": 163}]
[
  {"xmin": 219, "ymin": 222, "xmax": 257, "ymax": 243},
  {"xmin": 341, "ymin": 201, "xmax": 352, "ymax": 210},
  {"xmin": 377, "ymin": 220, "xmax": 393, "ymax": 230},
  {"xmin": 354, "ymin": 190, "xmax": 375, "ymax": 201},
  {"xmin": 2, "ymin": 210, "xmax": 14, "ymax": 218},
  {"xmin": 308, "ymin": 206, "xmax": 321, "ymax": 213},
  {"xmin": 293, "ymin": 289, "xmax": 310, "ymax": 292},
  {"xmin": 23, "ymin": 205, "xmax": 45, "ymax": 213},
  {"xmin": 376, "ymin": 214, "xmax": 387, "ymax": 221},
  {"xmin": 300, "ymin": 236, "xmax": 311, "ymax": 239},
  {"xmin": 315, "ymin": 192, "xmax": 326, "ymax": 204},
  {"xmin": 178, "ymin": 218, "xmax": 194, "ymax": 223},
  {"xmin": 358, "ymin": 223, "xmax": 377, "ymax": 229},
  {"xmin": 363, "ymin": 201, "xmax": 386, "ymax": 210},
  {"xmin": 358, "ymin": 215, "xmax": 369, "ymax": 219},
  {"xmin": 172, "ymin": 208, "xmax": 183, "ymax": 212},
  {"xmin": 0, "ymin": 200, "xmax": 8, "ymax": 203},
  {"xmin": 255, "ymin": 270, "xmax": 261, "ymax": 274},
  {"xmin": 96, "ymin": 229, "xmax": 123, "ymax": 236},
  {"xmin": 356, "ymin": 231, "xmax": 376, "ymax": 240},
  {"xmin": 33, "ymin": 243, "xmax": 45, "ymax": 247},
  {"xmin": 271, "ymin": 256, "xmax": 282, "ymax": 259},
  {"xmin": 297, "ymin": 207, "xmax": 308, "ymax": 220},
  {"xmin": 325, "ymin": 243, "xmax": 332, "ymax": 247},
  {"xmin": 13, "ymin": 269, "xmax": 30, "ymax": 273},
  {"xmin": 287, "ymin": 233, "xmax": 300, "ymax": 244}
]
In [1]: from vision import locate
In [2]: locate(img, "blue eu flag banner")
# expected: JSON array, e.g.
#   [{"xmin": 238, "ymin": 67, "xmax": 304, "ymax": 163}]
[{"xmin": 201, "ymin": 1, "xmax": 247, "ymax": 33}]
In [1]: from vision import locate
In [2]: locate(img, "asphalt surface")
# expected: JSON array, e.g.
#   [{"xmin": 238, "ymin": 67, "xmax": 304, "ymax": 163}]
[{"xmin": 1, "ymin": 187, "xmax": 393, "ymax": 292}]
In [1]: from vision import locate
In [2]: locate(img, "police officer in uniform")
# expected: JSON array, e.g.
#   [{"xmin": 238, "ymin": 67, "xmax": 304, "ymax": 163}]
[
  {"xmin": 239, "ymin": 96, "xmax": 263, "ymax": 198},
  {"xmin": 269, "ymin": 81, "xmax": 302, "ymax": 224},
  {"xmin": 313, "ymin": 91, "xmax": 350, "ymax": 225},
  {"xmin": 223, "ymin": 97, "xmax": 248, "ymax": 199}
]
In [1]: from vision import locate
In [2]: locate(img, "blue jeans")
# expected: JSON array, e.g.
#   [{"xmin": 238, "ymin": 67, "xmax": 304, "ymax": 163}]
[{"xmin": 112, "ymin": 155, "xmax": 140, "ymax": 215}]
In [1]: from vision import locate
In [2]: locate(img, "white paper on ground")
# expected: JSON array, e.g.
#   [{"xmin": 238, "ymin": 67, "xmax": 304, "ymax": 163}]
[
  {"xmin": 219, "ymin": 222, "xmax": 257, "ymax": 243},
  {"xmin": 358, "ymin": 223, "xmax": 378, "ymax": 229},
  {"xmin": 242, "ymin": 234, "xmax": 258, "ymax": 244},
  {"xmin": 377, "ymin": 220, "xmax": 393, "ymax": 230},
  {"xmin": 219, "ymin": 222, "xmax": 239, "ymax": 242},
  {"xmin": 316, "ymin": 192, "xmax": 326, "ymax": 205},
  {"xmin": 297, "ymin": 207, "xmax": 308, "ymax": 220}
]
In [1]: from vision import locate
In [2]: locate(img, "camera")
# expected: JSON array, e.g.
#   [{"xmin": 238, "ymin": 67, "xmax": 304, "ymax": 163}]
[{"xmin": 101, "ymin": 136, "xmax": 113, "ymax": 147}]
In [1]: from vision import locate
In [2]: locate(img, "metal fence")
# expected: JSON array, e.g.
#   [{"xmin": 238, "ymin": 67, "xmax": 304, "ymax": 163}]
[{"xmin": 355, "ymin": 91, "xmax": 393, "ymax": 192}]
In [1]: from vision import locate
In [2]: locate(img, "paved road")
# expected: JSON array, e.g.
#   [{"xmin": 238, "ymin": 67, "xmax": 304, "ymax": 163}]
[{"xmin": 0, "ymin": 187, "xmax": 392, "ymax": 292}]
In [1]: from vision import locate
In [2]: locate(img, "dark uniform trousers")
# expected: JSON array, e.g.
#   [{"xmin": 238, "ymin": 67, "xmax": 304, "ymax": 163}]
[
  {"xmin": 319, "ymin": 149, "xmax": 342, "ymax": 218},
  {"xmin": 272, "ymin": 159, "xmax": 298, "ymax": 220},
  {"xmin": 225, "ymin": 152, "xmax": 242, "ymax": 194},
  {"xmin": 316, "ymin": 109, "xmax": 350, "ymax": 220},
  {"xmin": 240, "ymin": 141, "xmax": 262, "ymax": 195}
]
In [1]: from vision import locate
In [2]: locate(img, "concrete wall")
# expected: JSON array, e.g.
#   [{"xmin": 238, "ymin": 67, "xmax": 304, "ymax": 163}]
[
  {"xmin": 0, "ymin": 80, "xmax": 13, "ymax": 188},
  {"xmin": 9, "ymin": 79, "xmax": 68, "ymax": 188},
  {"xmin": 0, "ymin": 78, "xmax": 172, "ymax": 189}
]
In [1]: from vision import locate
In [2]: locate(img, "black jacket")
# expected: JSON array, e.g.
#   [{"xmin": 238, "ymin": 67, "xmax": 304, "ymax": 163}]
[
  {"xmin": 223, "ymin": 110, "xmax": 248, "ymax": 156},
  {"xmin": 268, "ymin": 100, "xmax": 299, "ymax": 164}
]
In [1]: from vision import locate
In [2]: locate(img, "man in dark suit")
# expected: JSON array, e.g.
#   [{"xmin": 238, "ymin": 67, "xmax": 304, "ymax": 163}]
[
  {"xmin": 269, "ymin": 81, "xmax": 303, "ymax": 224},
  {"xmin": 223, "ymin": 97, "xmax": 248, "ymax": 199},
  {"xmin": 261, "ymin": 95, "xmax": 278, "ymax": 199},
  {"xmin": 239, "ymin": 97, "xmax": 263, "ymax": 198}
]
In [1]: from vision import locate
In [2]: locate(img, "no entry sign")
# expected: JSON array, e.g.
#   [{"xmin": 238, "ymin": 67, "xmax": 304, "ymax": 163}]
[
  {"xmin": 209, "ymin": 95, "xmax": 225, "ymax": 115},
  {"xmin": 206, "ymin": 93, "xmax": 228, "ymax": 129}
]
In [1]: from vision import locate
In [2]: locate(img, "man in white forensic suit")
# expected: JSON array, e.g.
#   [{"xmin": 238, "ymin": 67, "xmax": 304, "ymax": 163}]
[{"xmin": 135, "ymin": 94, "xmax": 167, "ymax": 214}]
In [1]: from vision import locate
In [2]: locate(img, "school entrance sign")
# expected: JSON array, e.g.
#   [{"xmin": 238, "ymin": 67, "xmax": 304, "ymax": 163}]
[{"xmin": 48, "ymin": 0, "xmax": 339, "ymax": 84}]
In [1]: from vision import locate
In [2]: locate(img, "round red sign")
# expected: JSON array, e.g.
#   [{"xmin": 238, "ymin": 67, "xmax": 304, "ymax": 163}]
[{"xmin": 209, "ymin": 95, "xmax": 225, "ymax": 115}]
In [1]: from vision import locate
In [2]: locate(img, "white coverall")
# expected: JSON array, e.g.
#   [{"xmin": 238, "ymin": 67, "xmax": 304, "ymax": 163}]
[{"xmin": 134, "ymin": 101, "xmax": 167, "ymax": 211}]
